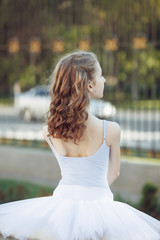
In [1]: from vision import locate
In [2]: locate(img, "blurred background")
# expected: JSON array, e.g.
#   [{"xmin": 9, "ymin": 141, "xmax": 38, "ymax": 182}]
[{"xmin": 0, "ymin": 0, "xmax": 160, "ymax": 224}]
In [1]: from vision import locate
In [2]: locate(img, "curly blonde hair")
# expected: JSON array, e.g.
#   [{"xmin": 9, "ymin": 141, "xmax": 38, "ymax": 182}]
[{"xmin": 45, "ymin": 50, "xmax": 98, "ymax": 144}]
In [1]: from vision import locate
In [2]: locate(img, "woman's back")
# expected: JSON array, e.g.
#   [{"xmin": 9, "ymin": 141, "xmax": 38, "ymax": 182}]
[
  {"xmin": 43, "ymin": 118, "xmax": 111, "ymax": 190},
  {"xmin": 44, "ymin": 114, "xmax": 121, "ymax": 158},
  {"xmin": 43, "ymin": 115, "xmax": 121, "ymax": 187},
  {"xmin": 46, "ymin": 115, "xmax": 108, "ymax": 158}
]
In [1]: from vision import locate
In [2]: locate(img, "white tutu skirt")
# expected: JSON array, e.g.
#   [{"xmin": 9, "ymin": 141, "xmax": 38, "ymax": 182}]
[{"xmin": 0, "ymin": 184, "xmax": 160, "ymax": 240}]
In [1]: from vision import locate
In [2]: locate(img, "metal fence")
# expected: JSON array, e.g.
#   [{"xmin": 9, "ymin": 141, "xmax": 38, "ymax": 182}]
[{"xmin": 0, "ymin": 0, "xmax": 160, "ymax": 158}]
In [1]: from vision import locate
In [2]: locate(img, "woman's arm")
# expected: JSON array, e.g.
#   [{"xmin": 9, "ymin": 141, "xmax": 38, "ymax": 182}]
[{"xmin": 106, "ymin": 121, "xmax": 121, "ymax": 186}]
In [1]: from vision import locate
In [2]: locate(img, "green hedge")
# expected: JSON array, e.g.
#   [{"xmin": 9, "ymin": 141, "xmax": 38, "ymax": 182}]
[
  {"xmin": 0, "ymin": 179, "xmax": 54, "ymax": 204},
  {"xmin": 115, "ymin": 182, "xmax": 160, "ymax": 220}
]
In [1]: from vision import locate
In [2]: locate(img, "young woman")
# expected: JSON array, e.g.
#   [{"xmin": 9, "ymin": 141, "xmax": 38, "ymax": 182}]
[{"xmin": 0, "ymin": 51, "xmax": 160, "ymax": 240}]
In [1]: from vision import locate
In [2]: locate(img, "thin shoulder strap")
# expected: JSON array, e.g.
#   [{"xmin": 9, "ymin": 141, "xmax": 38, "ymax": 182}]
[{"xmin": 103, "ymin": 120, "xmax": 107, "ymax": 142}]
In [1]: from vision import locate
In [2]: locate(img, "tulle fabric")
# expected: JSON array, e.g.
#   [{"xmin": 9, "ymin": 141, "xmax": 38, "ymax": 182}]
[{"xmin": 0, "ymin": 184, "xmax": 160, "ymax": 240}]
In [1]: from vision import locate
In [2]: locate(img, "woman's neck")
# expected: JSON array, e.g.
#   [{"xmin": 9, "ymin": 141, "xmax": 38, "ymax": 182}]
[
  {"xmin": 85, "ymin": 103, "xmax": 91, "ymax": 114},
  {"xmin": 85, "ymin": 102, "xmax": 97, "ymax": 124}
]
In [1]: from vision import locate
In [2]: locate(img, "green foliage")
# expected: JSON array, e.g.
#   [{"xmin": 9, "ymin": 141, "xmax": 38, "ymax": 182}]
[
  {"xmin": 0, "ymin": 98, "xmax": 13, "ymax": 105},
  {"xmin": 19, "ymin": 62, "xmax": 47, "ymax": 91},
  {"xmin": 0, "ymin": 179, "xmax": 54, "ymax": 204},
  {"xmin": 0, "ymin": 0, "xmax": 160, "ymax": 100},
  {"xmin": 19, "ymin": 65, "xmax": 37, "ymax": 90},
  {"xmin": 0, "ymin": 55, "xmax": 21, "ymax": 83},
  {"xmin": 114, "ymin": 193, "xmax": 138, "ymax": 208},
  {"xmin": 138, "ymin": 182, "xmax": 160, "ymax": 219},
  {"xmin": 113, "ymin": 182, "xmax": 160, "ymax": 220},
  {"xmin": 118, "ymin": 51, "xmax": 132, "ymax": 83}
]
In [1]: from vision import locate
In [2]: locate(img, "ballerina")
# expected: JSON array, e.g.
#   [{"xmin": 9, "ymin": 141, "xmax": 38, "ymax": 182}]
[{"xmin": 0, "ymin": 50, "xmax": 160, "ymax": 240}]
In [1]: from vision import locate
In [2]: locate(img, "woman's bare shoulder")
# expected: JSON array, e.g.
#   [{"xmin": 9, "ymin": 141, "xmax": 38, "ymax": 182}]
[
  {"xmin": 106, "ymin": 120, "xmax": 121, "ymax": 146},
  {"xmin": 41, "ymin": 125, "xmax": 49, "ymax": 141},
  {"xmin": 107, "ymin": 120, "xmax": 121, "ymax": 132}
]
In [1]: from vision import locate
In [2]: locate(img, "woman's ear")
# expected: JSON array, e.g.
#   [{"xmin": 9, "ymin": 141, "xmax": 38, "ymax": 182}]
[{"xmin": 87, "ymin": 80, "xmax": 95, "ymax": 93}]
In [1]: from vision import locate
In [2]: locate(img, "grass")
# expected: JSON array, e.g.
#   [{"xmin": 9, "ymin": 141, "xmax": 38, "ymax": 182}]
[
  {"xmin": 132, "ymin": 99, "xmax": 160, "ymax": 110},
  {"xmin": 104, "ymin": 97, "xmax": 160, "ymax": 109},
  {"xmin": 122, "ymin": 155, "xmax": 160, "ymax": 165},
  {"xmin": 0, "ymin": 179, "xmax": 54, "ymax": 204},
  {"xmin": 0, "ymin": 97, "xmax": 160, "ymax": 109},
  {"xmin": 0, "ymin": 98, "xmax": 13, "ymax": 106}
]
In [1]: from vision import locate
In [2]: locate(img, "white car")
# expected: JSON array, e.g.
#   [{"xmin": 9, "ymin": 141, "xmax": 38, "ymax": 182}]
[{"xmin": 14, "ymin": 85, "xmax": 116, "ymax": 122}]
